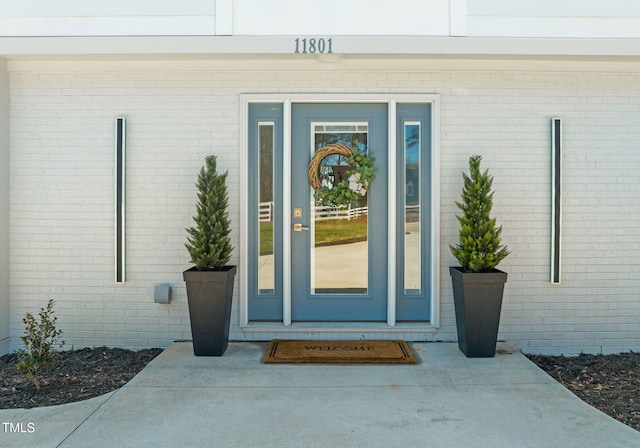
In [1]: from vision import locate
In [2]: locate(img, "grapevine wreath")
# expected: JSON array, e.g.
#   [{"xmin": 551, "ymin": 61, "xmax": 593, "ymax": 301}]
[{"xmin": 307, "ymin": 143, "xmax": 377, "ymax": 207}]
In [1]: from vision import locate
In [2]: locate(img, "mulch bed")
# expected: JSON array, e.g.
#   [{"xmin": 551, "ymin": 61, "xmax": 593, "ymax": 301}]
[
  {"xmin": 1, "ymin": 346, "xmax": 638, "ymax": 434},
  {"xmin": 527, "ymin": 352, "xmax": 640, "ymax": 431},
  {"xmin": 0, "ymin": 347, "xmax": 162, "ymax": 409}
]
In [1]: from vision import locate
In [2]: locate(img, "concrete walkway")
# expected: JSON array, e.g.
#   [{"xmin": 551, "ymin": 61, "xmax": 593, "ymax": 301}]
[{"xmin": 2, "ymin": 342, "xmax": 639, "ymax": 448}]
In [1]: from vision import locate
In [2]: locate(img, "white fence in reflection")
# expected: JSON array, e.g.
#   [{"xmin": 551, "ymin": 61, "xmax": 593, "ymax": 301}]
[
  {"xmin": 259, "ymin": 201, "xmax": 274, "ymax": 222},
  {"xmin": 259, "ymin": 202, "xmax": 368, "ymax": 222},
  {"xmin": 313, "ymin": 205, "xmax": 368, "ymax": 221}
]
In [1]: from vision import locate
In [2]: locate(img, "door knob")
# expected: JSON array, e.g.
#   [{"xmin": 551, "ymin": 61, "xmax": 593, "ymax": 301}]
[{"xmin": 293, "ymin": 223, "xmax": 310, "ymax": 232}]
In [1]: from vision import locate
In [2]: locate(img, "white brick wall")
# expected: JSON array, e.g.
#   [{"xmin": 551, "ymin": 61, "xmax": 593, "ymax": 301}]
[{"xmin": 8, "ymin": 61, "xmax": 640, "ymax": 355}]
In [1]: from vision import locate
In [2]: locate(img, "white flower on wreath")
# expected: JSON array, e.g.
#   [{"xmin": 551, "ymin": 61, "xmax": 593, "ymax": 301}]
[{"xmin": 348, "ymin": 173, "xmax": 367, "ymax": 196}]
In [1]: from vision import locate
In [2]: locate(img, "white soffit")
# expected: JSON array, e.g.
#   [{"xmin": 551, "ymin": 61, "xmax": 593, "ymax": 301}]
[{"xmin": 1, "ymin": 36, "xmax": 640, "ymax": 60}]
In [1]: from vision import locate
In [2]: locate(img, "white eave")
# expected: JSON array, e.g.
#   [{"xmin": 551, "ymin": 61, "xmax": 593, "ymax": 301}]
[{"xmin": 2, "ymin": 35, "xmax": 640, "ymax": 60}]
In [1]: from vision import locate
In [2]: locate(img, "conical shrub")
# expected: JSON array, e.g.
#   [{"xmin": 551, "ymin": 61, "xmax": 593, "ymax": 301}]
[
  {"xmin": 185, "ymin": 155, "xmax": 233, "ymax": 270},
  {"xmin": 450, "ymin": 155, "xmax": 509, "ymax": 272}
]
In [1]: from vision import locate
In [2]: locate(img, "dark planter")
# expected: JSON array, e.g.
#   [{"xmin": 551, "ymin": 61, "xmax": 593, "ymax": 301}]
[
  {"xmin": 183, "ymin": 266, "xmax": 237, "ymax": 356},
  {"xmin": 449, "ymin": 266, "xmax": 507, "ymax": 358}
]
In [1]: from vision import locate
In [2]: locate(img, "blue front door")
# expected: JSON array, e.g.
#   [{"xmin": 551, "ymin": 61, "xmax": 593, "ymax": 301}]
[
  {"xmin": 247, "ymin": 100, "xmax": 433, "ymax": 324},
  {"xmin": 290, "ymin": 104, "xmax": 388, "ymax": 321}
]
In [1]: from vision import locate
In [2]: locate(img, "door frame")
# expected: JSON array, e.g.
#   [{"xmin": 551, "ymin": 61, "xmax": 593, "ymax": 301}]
[{"xmin": 240, "ymin": 93, "xmax": 440, "ymax": 332}]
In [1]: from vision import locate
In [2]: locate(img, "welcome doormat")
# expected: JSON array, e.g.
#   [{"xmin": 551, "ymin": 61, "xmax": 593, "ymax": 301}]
[{"xmin": 263, "ymin": 340, "xmax": 417, "ymax": 364}]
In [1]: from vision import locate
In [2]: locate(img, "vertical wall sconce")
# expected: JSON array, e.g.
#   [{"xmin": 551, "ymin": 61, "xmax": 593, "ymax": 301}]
[
  {"xmin": 551, "ymin": 118, "xmax": 562, "ymax": 283},
  {"xmin": 115, "ymin": 117, "xmax": 126, "ymax": 283}
]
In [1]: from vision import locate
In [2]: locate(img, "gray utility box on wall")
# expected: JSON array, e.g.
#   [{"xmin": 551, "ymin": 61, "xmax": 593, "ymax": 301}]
[{"xmin": 154, "ymin": 284, "xmax": 172, "ymax": 304}]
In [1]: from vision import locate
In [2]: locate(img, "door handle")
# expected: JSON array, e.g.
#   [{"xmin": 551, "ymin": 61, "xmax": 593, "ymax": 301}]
[{"xmin": 293, "ymin": 223, "xmax": 310, "ymax": 232}]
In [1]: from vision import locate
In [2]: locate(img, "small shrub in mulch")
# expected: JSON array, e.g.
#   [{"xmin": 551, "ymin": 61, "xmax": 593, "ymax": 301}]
[{"xmin": 1, "ymin": 347, "xmax": 162, "ymax": 409}]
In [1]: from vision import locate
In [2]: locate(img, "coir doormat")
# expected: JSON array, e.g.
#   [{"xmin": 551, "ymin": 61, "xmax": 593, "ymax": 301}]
[{"xmin": 263, "ymin": 340, "xmax": 417, "ymax": 364}]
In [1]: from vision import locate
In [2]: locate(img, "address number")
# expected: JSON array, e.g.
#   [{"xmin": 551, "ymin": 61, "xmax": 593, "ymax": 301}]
[{"xmin": 294, "ymin": 38, "xmax": 333, "ymax": 54}]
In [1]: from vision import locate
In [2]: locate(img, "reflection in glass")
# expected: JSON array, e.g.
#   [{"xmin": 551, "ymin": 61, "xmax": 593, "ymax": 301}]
[
  {"xmin": 404, "ymin": 122, "xmax": 421, "ymax": 294},
  {"xmin": 258, "ymin": 123, "xmax": 275, "ymax": 293},
  {"xmin": 311, "ymin": 124, "xmax": 369, "ymax": 294}
]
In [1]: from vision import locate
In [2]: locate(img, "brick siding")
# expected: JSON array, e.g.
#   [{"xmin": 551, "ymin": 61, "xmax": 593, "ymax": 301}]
[{"xmin": 8, "ymin": 63, "xmax": 640, "ymax": 355}]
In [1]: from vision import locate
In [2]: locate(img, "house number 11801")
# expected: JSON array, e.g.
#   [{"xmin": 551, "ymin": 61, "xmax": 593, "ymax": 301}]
[{"xmin": 294, "ymin": 38, "xmax": 333, "ymax": 54}]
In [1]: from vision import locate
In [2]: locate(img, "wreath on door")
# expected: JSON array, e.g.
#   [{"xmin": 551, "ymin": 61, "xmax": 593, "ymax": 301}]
[{"xmin": 307, "ymin": 143, "xmax": 377, "ymax": 207}]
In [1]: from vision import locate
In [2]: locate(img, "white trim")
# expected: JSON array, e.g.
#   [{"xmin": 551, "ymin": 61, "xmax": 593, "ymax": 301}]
[
  {"xmin": 431, "ymin": 100, "xmax": 441, "ymax": 329},
  {"xmin": 239, "ymin": 98, "xmax": 249, "ymax": 326},
  {"xmin": 242, "ymin": 322, "xmax": 438, "ymax": 334},
  {"xmin": 387, "ymin": 100, "xmax": 397, "ymax": 326},
  {"xmin": 240, "ymin": 93, "xmax": 440, "ymax": 334},
  {"xmin": 215, "ymin": 0, "xmax": 233, "ymax": 36},
  {"xmin": 4, "ymin": 36, "xmax": 640, "ymax": 59},
  {"xmin": 450, "ymin": 0, "xmax": 468, "ymax": 37},
  {"xmin": 282, "ymin": 99, "xmax": 292, "ymax": 326}
]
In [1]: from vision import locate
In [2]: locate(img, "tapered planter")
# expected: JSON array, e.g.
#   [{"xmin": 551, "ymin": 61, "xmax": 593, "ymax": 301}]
[
  {"xmin": 449, "ymin": 266, "xmax": 507, "ymax": 358},
  {"xmin": 183, "ymin": 266, "xmax": 237, "ymax": 356}
]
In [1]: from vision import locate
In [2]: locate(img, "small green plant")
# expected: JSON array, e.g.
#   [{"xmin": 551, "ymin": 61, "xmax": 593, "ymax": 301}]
[
  {"xmin": 185, "ymin": 155, "xmax": 234, "ymax": 271},
  {"xmin": 15, "ymin": 299, "xmax": 64, "ymax": 391},
  {"xmin": 450, "ymin": 155, "xmax": 510, "ymax": 273}
]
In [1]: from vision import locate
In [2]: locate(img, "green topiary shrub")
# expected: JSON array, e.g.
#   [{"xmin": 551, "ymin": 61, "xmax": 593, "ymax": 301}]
[
  {"xmin": 15, "ymin": 299, "xmax": 64, "ymax": 391},
  {"xmin": 185, "ymin": 155, "xmax": 234, "ymax": 271},
  {"xmin": 450, "ymin": 155, "xmax": 510, "ymax": 273}
]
